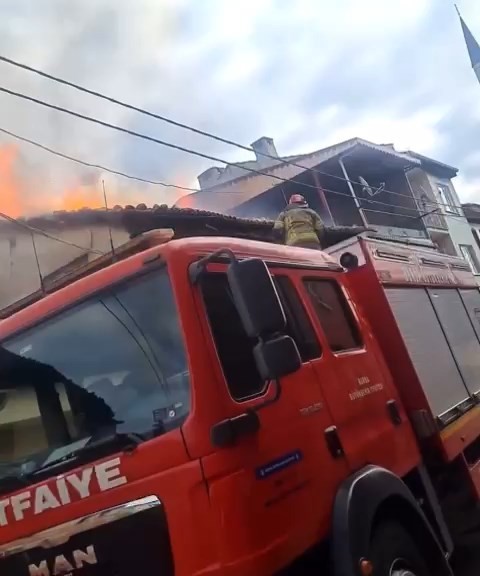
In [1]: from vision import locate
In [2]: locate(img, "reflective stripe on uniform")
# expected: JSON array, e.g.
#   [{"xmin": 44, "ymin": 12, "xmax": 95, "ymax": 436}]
[{"xmin": 288, "ymin": 231, "xmax": 320, "ymax": 246}]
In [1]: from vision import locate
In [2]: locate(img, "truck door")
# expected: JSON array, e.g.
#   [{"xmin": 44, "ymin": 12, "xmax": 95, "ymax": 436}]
[
  {"xmin": 300, "ymin": 275, "xmax": 415, "ymax": 474},
  {"xmin": 196, "ymin": 267, "xmax": 349, "ymax": 572}
]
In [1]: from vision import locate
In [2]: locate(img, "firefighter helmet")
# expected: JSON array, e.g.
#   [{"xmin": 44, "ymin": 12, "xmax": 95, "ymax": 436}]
[{"xmin": 289, "ymin": 194, "xmax": 307, "ymax": 206}]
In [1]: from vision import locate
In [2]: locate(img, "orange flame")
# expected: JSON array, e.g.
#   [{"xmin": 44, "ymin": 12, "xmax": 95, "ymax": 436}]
[
  {"xmin": 175, "ymin": 192, "xmax": 195, "ymax": 209},
  {"xmin": 59, "ymin": 185, "xmax": 103, "ymax": 211},
  {"xmin": 0, "ymin": 143, "xmax": 176, "ymax": 217},
  {"xmin": 0, "ymin": 144, "xmax": 22, "ymax": 217}
]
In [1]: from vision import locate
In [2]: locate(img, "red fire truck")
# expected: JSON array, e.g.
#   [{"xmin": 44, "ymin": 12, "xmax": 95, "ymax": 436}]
[{"xmin": 0, "ymin": 226, "xmax": 479, "ymax": 576}]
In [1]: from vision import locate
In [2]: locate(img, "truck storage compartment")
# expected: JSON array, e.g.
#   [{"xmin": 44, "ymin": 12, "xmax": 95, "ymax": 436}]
[
  {"xmin": 459, "ymin": 288, "xmax": 480, "ymax": 343},
  {"xmin": 386, "ymin": 287, "xmax": 471, "ymax": 420},
  {"xmin": 428, "ymin": 288, "xmax": 480, "ymax": 398}
]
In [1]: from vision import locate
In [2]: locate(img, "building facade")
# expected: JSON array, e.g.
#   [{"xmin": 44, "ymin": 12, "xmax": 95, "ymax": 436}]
[
  {"xmin": 406, "ymin": 153, "xmax": 480, "ymax": 276},
  {"xmin": 0, "ymin": 214, "xmax": 129, "ymax": 313},
  {"xmin": 178, "ymin": 136, "xmax": 480, "ymax": 279},
  {"xmin": 462, "ymin": 203, "xmax": 480, "ymax": 272}
]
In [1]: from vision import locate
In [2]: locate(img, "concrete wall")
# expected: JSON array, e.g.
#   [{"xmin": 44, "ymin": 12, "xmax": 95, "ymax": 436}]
[{"xmin": 0, "ymin": 224, "xmax": 129, "ymax": 312}]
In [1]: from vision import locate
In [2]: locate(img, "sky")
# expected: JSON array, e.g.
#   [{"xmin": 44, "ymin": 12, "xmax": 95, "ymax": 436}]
[{"xmin": 1, "ymin": 0, "xmax": 480, "ymax": 214}]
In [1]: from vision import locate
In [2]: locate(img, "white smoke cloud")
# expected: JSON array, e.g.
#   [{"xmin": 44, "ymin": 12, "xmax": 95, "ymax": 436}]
[{"xmin": 0, "ymin": 0, "xmax": 480, "ymax": 215}]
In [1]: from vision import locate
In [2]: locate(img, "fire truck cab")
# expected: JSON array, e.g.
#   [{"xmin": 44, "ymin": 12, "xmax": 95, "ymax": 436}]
[{"xmin": 0, "ymin": 228, "xmax": 477, "ymax": 576}]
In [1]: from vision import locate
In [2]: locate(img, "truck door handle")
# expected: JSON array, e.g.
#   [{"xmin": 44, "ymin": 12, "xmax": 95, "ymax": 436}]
[
  {"xmin": 211, "ymin": 410, "xmax": 260, "ymax": 448},
  {"xmin": 325, "ymin": 426, "xmax": 344, "ymax": 459},
  {"xmin": 386, "ymin": 399, "xmax": 402, "ymax": 426}
]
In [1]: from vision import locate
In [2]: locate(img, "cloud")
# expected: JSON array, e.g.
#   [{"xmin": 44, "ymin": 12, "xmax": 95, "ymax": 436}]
[{"xmin": 1, "ymin": 0, "xmax": 480, "ymax": 215}]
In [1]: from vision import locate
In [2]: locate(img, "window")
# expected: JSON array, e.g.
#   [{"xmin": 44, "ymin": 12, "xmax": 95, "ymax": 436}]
[
  {"xmin": 0, "ymin": 270, "xmax": 189, "ymax": 478},
  {"xmin": 201, "ymin": 273, "xmax": 319, "ymax": 401},
  {"xmin": 472, "ymin": 228, "xmax": 480, "ymax": 252},
  {"xmin": 304, "ymin": 279, "xmax": 362, "ymax": 352},
  {"xmin": 459, "ymin": 244, "xmax": 480, "ymax": 275},
  {"xmin": 437, "ymin": 183, "xmax": 461, "ymax": 215},
  {"xmin": 274, "ymin": 276, "xmax": 321, "ymax": 361},
  {"xmin": 201, "ymin": 273, "xmax": 264, "ymax": 400}
]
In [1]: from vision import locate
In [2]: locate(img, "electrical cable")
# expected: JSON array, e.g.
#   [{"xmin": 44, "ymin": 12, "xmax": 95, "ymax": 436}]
[
  {"xmin": 0, "ymin": 123, "xmax": 445, "ymax": 227},
  {"xmin": 0, "ymin": 84, "xmax": 461, "ymax": 221},
  {"xmin": 0, "ymin": 124, "xmax": 465, "ymax": 234},
  {"xmin": 0, "ymin": 53, "xmax": 461, "ymax": 211},
  {"xmin": 0, "ymin": 127, "xmax": 197, "ymax": 192},
  {"xmin": 0, "ymin": 211, "xmax": 105, "ymax": 255}
]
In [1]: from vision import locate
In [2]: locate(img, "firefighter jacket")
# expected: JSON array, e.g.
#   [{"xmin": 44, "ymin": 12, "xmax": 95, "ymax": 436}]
[{"xmin": 273, "ymin": 204, "xmax": 324, "ymax": 247}]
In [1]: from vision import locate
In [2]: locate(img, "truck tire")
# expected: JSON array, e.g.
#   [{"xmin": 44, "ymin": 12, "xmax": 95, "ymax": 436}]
[{"xmin": 368, "ymin": 521, "xmax": 432, "ymax": 576}]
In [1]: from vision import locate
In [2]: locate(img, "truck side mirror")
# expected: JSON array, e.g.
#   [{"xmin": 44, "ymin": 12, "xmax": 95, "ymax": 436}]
[
  {"xmin": 253, "ymin": 336, "xmax": 301, "ymax": 380},
  {"xmin": 227, "ymin": 258, "xmax": 286, "ymax": 338},
  {"xmin": 227, "ymin": 258, "xmax": 301, "ymax": 379}
]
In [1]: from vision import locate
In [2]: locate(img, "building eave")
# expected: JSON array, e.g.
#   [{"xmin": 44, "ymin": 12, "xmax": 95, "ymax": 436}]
[
  {"xmin": 405, "ymin": 151, "xmax": 458, "ymax": 178},
  {"xmin": 178, "ymin": 138, "xmax": 423, "ymax": 212},
  {"xmin": 199, "ymin": 137, "xmax": 421, "ymax": 193}
]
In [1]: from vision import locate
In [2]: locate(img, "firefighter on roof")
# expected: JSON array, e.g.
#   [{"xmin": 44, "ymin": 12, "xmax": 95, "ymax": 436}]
[{"xmin": 274, "ymin": 194, "xmax": 324, "ymax": 249}]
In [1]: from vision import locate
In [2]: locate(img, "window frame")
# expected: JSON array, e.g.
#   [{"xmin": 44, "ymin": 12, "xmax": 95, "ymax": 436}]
[
  {"xmin": 272, "ymin": 274, "xmax": 322, "ymax": 362},
  {"xmin": 437, "ymin": 183, "xmax": 461, "ymax": 215},
  {"xmin": 459, "ymin": 244, "xmax": 480, "ymax": 275},
  {"xmin": 199, "ymin": 269, "xmax": 322, "ymax": 404},
  {"xmin": 199, "ymin": 270, "xmax": 270, "ymax": 403},
  {"xmin": 471, "ymin": 228, "xmax": 480, "ymax": 252},
  {"xmin": 302, "ymin": 277, "xmax": 363, "ymax": 354}
]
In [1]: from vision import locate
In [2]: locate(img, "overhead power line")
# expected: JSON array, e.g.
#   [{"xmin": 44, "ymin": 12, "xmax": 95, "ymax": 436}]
[
  {"xmin": 0, "ymin": 126, "xmax": 197, "ymax": 192},
  {"xmin": 0, "ymin": 211, "xmax": 105, "ymax": 255},
  {"xmin": 0, "ymin": 53, "xmax": 460, "ymax": 210},
  {"xmin": 0, "ymin": 83, "xmax": 310, "ymax": 184},
  {"xmin": 0, "ymin": 123, "xmax": 459, "ymax": 227},
  {"xmin": 0, "ymin": 84, "xmax": 462, "ymax": 220}
]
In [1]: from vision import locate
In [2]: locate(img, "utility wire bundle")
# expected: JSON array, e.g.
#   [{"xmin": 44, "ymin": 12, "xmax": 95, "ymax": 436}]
[{"xmin": 0, "ymin": 53, "xmax": 460, "ymax": 254}]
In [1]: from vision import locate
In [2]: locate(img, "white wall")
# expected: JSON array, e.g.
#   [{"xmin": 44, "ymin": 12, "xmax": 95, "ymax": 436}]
[{"xmin": 0, "ymin": 224, "xmax": 129, "ymax": 312}]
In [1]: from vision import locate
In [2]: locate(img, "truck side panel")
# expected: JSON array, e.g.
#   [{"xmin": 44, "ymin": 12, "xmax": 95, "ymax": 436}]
[
  {"xmin": 459, "ymin": 288, "xmax": 480, "ymax": 342},
  {"xmin": 386, "ymin": 287, "xmax": 470, "ymax": 418},
  {"xmin": 342, "ymin": 265, "xmax": 433, "ymax": 420},
  {"xmin": 427, "ymin": 287, "xmax": 480, "ymax": 398},
  {"xmin": 339, "ymin": 239, "xmax": 480, "ymax": 466}
]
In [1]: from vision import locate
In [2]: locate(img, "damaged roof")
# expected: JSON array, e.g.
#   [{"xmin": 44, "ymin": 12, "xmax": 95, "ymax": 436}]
[
  {"xmin": 121, "ymin": 206, "xmax": 368, "ymax": 248},
  {"xmin": 1, "ymin": 205, "xmax": 368, "ymax": 249}
]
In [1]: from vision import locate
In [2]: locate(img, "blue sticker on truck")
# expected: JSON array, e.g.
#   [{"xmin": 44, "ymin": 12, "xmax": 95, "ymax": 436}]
[{"xmin": 255, "ymin": 451, "xmax": 303, "ymax": 480}]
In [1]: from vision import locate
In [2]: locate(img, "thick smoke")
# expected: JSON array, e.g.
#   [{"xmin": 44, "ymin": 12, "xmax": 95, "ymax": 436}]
[{"xmin": 1, "ymin": 0, "xmax": 480, "ymax": 217}]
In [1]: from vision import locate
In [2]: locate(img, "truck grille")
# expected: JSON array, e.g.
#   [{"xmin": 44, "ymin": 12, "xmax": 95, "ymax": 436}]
[{"xmin": 0, "ymin": 495, "xmax": 174, "ymax": 576}]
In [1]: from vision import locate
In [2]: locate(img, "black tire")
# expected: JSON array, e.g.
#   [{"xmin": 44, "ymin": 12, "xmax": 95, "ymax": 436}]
[{"xmin": 369, "ymin": 521, "xmax": 432, "ymax": 576}]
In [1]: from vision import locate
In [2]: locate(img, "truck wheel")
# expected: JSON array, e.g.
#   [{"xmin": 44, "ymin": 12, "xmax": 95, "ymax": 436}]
[{"xmin": 368, "ymin": 521, "xmax": 431, "ymax": 576}]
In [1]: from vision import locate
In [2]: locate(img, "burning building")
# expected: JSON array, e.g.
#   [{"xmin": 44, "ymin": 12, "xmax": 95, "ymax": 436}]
[{"xmin": 176, "ymin": 136, "xmax": 480, "ymax": 278}]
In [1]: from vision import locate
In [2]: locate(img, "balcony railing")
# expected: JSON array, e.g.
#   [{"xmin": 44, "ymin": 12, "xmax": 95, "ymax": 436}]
[{"xmin": 362, "ymin": 207, "xmax": 426, "ymax": 233}]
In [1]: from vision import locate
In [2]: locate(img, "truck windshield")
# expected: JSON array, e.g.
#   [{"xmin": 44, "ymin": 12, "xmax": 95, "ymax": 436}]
[{"xmin": 0, "ymin": 269, "xmax": 190, "ymax": 480}]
